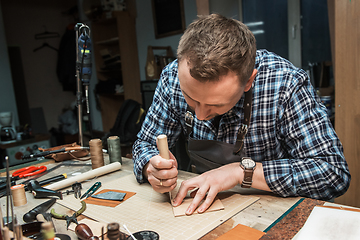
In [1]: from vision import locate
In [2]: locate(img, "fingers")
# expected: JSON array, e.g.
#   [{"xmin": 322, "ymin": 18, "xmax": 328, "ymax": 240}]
[
  {"xmin": 172, "ymin": 179, "xmax": 195, "ymax": 207},
  {"xmin": 196, "ymin": 188, "xmax": 218, "ymax": 214},
  {"xmin": 151, "ymin": 155, "xmax": 176, "ymax": 169},
  {"xmin": 185, "ymin": 186, "xmax": 208, "ymax": 215},
  {"xmin": 169, "ymin": 151, "xmax": 178, "ymax": 168},
  {"xmin": 146, "ymin": 155, "xmax": 178, "ymax": 193},
  {"xmin": 150, "ymin": 175, "xmax": 177, "ymax": 193},
  {"xmin": 172, "ymin": 177, "xmax": 219, "ymax": 215},
  {"xmin": 148, "ymin": 170, "xmax": 178, "ymax": 192}
]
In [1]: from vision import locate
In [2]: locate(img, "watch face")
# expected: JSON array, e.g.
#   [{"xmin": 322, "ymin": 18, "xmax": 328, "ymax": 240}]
[{"xmin": 242, "ymin": 158, "xmax": 256, "ymax": 168}]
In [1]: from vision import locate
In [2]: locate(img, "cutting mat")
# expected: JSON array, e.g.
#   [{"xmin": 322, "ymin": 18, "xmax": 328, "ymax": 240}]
[{"xmin": 58, "ymin": 174, "xmax": 259, "ymax": 240}]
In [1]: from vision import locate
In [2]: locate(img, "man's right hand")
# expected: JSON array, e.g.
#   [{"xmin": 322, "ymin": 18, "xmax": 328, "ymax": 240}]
[{"xmin": 143, "ymin": 152, "xmax": 178, "ymax": 193}]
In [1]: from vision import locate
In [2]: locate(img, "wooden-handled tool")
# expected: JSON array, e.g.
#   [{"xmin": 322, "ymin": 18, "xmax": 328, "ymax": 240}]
[
  {"xmin": 157, "ymin": 134, "xmax": 170, "ymax": 159},
  {"xmin": 75, "ymin": 223, "xmax": 99, "ymax": 240},
  {"xmin": 23, "ymin": 198, "xmax": 56, "ymax": 222},
  {"xmin": 157, "ymin": 134, "xmax": 175, "ymax": 198},
  {"xmin": 22, "ymin": 146, "xmax": 90, "ymax": 159}
]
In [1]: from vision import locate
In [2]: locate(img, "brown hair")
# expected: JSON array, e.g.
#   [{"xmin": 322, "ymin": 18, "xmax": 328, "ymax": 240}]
[{"xmin": 177, "ymin": 14, "xmax": 256, "ymax": 85}]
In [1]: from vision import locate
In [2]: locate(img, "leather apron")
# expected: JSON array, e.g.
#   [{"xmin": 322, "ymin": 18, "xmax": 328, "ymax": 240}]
[{"xmin": 185, "ymin": 88, "xmax": 252, "ymax": 174}]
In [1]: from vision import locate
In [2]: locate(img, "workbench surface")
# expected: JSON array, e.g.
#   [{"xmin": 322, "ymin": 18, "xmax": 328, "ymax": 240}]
[{"xmin": 0, "ymin": 156, "xmax": 313, "ymax": 239}]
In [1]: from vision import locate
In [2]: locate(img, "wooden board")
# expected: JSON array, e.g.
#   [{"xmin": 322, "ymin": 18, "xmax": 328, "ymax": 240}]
[
  {"xmin": 58, "ymin": 174, "xmax": 259, "ymax": 240},
  {"xmin": 215, "ymin": 224, "xmax": 265, "ymax": 240},
  {"xmin": 332, "ymin": 0, "xmax": 360, "ymax": 208}
]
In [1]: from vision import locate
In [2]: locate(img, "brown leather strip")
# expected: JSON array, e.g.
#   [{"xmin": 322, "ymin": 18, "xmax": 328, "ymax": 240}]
[{"xmin": 234, "ymin": 87, "xmax": 252, "ymax": 154}]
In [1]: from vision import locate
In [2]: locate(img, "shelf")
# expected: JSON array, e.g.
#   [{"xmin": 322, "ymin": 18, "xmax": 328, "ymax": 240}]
[
  {"xmin": 92, "ymin": 11, "xmax": 142, "ymax": 132},
  {"xmin": 96, "ymin": 37, "xmax": 119, "ymax": 45}
]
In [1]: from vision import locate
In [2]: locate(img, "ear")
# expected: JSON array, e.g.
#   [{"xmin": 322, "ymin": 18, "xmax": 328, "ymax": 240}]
[{"xmin": 244, "ymin": 69, "xmax": 258, "ymax": 92}]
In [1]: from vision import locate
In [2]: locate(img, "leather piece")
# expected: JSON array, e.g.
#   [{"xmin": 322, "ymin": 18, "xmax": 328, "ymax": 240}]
[
  {"xmin": 84, "ymin": 189, "xmax": 136, "ymax": 208},
  {"xmin": 91, "ymin": 191, "xmax": 126, "ymax": 201}
]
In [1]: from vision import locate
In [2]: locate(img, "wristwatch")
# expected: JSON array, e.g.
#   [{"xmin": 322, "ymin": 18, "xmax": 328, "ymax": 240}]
[{"xmin": 240, "ymin": 157, "xmax": 256, "ymax": 188}]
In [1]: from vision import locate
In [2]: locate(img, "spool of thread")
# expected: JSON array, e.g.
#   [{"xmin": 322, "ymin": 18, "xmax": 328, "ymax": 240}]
[
  {"xmin": 107, "ymin": 222, "xmax": 120, "ymax": 240},
  {"xmin": 107, "ymin": 136, "xmax": 122, "ymax": 164},
  {"xmin": 41, "ymin": 222, "xmax": 55, "ymax": 240},
  {"xmin": 11, "ymin": 184, "xmax": 27, "ymax": 206},
  {"xmin": 89, "ymin": 139, "xmax": 105, "ymax": 169}
]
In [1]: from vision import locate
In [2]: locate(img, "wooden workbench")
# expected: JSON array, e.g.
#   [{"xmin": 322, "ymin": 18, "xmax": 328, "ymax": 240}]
[{"xmin": 0, "ymin": 156, "xmax": 317, "ymax": 239}]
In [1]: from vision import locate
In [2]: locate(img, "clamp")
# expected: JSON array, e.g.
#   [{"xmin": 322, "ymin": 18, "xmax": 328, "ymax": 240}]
[
  {"xmin": 62, "ymin": 182, "xmax": 82, "ymax": 199},
  {"xmin": 50, "ymin": 200, "xmax": 86, "ymax": 229}
]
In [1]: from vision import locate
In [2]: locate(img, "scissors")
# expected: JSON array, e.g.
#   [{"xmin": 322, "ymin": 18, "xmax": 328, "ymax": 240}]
[{"xmin": 12, "ymin": 166, "xmax": 47, "ymax": 179}]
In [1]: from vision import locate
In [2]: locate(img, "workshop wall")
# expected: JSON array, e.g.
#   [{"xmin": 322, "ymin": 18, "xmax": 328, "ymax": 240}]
[
  {"xmin": 135, "ymin": 0, "xmax": 197, "ymax": 81},
  {"xmin": 0, "ymin": 3, "xmax": 19, "ymax": 126},
  {"xmin": 1, "ymin": 0, "xmax": 239, "ymax": 138},
  {"xmin": 135, "ymin": 0, "xmax": 240, "ymax": 81},
  {"xmin": 1, "ymin": 0, "xmax": 80, "ymax": 133}
]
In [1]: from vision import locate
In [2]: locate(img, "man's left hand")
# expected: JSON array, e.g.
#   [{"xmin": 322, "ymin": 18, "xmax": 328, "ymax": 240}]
[{"xmin": 172, "ymin": 162, "xmax": 242, "ymax": 215}]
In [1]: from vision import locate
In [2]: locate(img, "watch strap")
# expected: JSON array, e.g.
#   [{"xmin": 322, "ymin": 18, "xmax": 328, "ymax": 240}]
[{"xmin": 241, "ymin": 168, "xmax": 254, "ymax": 188}]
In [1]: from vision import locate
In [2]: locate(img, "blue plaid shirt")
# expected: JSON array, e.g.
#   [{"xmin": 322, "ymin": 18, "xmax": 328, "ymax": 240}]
[{"xmin": 132, "ymin": 50, "xmax": 350, "ymax": 200}]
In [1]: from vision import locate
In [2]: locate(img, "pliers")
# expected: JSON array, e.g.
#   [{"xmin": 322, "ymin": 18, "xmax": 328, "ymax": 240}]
[
  {"xmin": 50, "ymin": 200, "xmax": 86, "ymax": 229},
  {"xmin": 12, "ymin": 166, "xmax": 47, "ymax": 180}
]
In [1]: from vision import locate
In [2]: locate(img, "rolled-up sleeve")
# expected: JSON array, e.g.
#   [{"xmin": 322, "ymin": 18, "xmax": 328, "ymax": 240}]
[{"xmin": 132, "ymin": 61, "xmax": 183, "ymax": 183}]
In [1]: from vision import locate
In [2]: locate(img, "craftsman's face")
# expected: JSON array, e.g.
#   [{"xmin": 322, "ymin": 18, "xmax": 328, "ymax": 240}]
[{"xmin": 178, "ymin": 60, "xmax": 247, "ymax": 121}]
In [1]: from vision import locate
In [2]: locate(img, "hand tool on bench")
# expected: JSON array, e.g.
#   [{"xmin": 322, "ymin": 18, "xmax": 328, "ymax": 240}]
[
  {"xmin": 12, "ymin": 165, "xmax": 47, "ymax": 180},
  {"xmin": 27, "ymin": 180, "xmax": 63, "ymax": 199},
  {"xmin": 0, "ymin": 165, "xmax": 47, "ymax": 193},
  {"xmin": 75, "ymin": 223, "xmax": 100, "ymax": 240},
  {"xmin": 18, "ymin": 161, "xmax": 91, "ymax": 186},
  {"xmin": 80, "ymin": 181, "xmax": 101, "ymax": 199},
  {"xmin": 23, "ymin": 198, "xmax": 57, "ymax": 222},
  {"xmin": 50, "ymin": 200, "xmax": 87, "ymax": 230},
  {"xmin": 21, "ymin": 146, "xmax": 90, "ymax": 159},
  {"xmin": 62, "ymin": 182, "xmax": 82, "ymax": 198},
  {"xmin": 157, "ymin": 134, "xmax": 172, "ymax": 196},
  {"xmin": 0, "ymin": 162, "xmax": 91, "ymax": 198}
]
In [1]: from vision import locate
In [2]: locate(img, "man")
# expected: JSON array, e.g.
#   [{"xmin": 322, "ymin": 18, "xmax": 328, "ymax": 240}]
[{"xmin": 132, "ymin": 14, "xmax": 350, "ymax": 215}]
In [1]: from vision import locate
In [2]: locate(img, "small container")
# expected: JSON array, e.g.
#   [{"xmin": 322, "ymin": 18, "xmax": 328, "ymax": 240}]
[
  {"xmin": 126, "ymin": 230, "xmax": 159, "ymax": 240},
  {"xmin": 107, "ymin": 136, "xmax": 122, "ymax": 164},
  {"xmin": 16, "ymin": 132, "xmax": 23, "ymax": 141}
]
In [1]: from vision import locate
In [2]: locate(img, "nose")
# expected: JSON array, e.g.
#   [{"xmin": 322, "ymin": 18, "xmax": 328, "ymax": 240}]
[{"xmin": 194, "ymin": 103, "xmax": 211, "ymax": 120}]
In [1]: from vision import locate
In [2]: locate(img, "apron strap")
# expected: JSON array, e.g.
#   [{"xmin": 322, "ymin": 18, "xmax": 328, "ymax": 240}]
[
  {"xmin": 185, "ymin": 110, "xmax": 194, "ymax": 138},
  {"xmin": 233, "ymin": 87, "xmax": 252, "ymax": 154},
  {"xmin": 184, "ymin": 87, "xmax": 253, "ymax": 154}
]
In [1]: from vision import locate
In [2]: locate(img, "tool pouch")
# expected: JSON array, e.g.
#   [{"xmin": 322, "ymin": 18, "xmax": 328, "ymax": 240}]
[{"xmin": 39, "ymin": 142, "xmax": 90, "ymax": 162}]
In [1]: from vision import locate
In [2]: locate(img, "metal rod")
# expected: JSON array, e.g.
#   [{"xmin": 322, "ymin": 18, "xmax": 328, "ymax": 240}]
[
  {"xmin": 123, "ymin": 224, "xmax": 137, "ymax": 240},
  {"xmin": 75, "ymin": 23, "xmax": 84, "ymax": 147},
  {"xmin": 5, "ymin": 157, "xmax": 10, "ymax": 226},
  {"xmin": 5, "ymin": 156, "xmax": 15, "ymax": 231}
]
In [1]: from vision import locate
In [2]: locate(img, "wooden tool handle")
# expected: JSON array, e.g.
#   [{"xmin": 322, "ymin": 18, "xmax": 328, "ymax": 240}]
[
  {"xmin": 36, "ymin": 213, "xmax": 46, "ymax": 222},
  {"xmin": 76, "ymin": 223, "xmax": 99, "ymax": 240},
  {"xmin": 157, "ymin": 135, "xmax": 170, "ymax": 159}
]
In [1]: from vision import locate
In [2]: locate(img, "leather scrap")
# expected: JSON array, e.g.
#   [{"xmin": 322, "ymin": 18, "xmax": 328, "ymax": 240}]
[
  {"xmin": 84, "ymin": 189, "xmax": 136, "ymax": 207},
  {"xmin": 215, "ymin": 224, "xmax": 265, "ymax": 240},
  {"xmin": 91, "ymin": 191, "xmax": 126, "ymax": 201}
]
